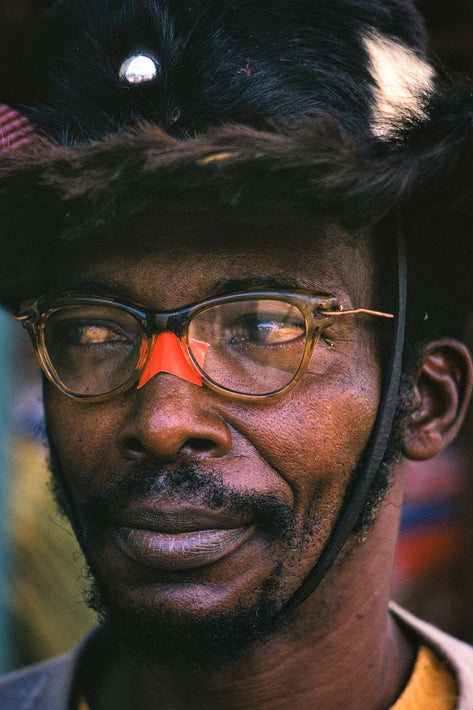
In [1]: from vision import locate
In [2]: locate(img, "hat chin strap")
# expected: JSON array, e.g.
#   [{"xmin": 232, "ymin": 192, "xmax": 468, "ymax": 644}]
[{"xmin": 283, "ymin": 223, "xmax": 407, "ymax": 613}]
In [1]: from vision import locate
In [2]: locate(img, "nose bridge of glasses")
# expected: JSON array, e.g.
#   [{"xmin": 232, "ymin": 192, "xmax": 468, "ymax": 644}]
[
  {"xmin": 150, "ymin": 311, "xmax": 174, "ymax": 334},
  {"xmin": 137, "ymin": 331, "xmax": 203, "ymax": 389}
]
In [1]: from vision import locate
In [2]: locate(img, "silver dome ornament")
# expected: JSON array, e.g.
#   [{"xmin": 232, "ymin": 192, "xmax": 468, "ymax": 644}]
[{"xmin": 119, "ymin": 54, "xmax": 159, "ymax": 85}]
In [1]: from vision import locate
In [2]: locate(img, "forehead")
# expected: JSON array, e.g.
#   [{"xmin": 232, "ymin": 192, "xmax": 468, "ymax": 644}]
[{"xmin": 51, "ymin": 212, "xmax": 378, "ymax": 306}]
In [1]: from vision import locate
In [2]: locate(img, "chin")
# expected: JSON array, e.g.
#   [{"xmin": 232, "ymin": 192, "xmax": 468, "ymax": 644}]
[{"xmin": 85, "ymin": 563, "xmax": 289, "ymax": 672}]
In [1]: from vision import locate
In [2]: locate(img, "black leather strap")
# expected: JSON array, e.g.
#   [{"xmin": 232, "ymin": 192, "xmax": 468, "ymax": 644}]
[{"xmin": 284, "ymin": 221, "xmax": 407, "ymax": 612}]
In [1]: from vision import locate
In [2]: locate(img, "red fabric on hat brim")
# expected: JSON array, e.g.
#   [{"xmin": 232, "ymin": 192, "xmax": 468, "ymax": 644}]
[{"xmin": 0, "ymin": 104, "xmax": 41, "ymax": 151}]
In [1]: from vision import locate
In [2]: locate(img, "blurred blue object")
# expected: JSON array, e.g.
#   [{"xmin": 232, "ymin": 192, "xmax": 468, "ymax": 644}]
[{"xmin": 0, "ymin": 306, "xmax": 16, "ymax": 673}]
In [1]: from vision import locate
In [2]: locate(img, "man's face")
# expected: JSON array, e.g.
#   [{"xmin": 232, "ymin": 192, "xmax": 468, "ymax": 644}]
[{"xmin": 44, "ymin": 215, "xmax": 385, "ymax": 664}]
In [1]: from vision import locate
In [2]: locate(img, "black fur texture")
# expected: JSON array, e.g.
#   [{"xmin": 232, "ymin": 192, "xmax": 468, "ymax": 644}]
[
  {"xmin": 20, "ymin": 0, "xmax": 427, "ymax": 144},
  {"xmin": 2, "ymin": 84, "xmax": 473, "ymax": 349},
  {"xmin": 0, "ymin": 117, "xmax": 386, "ymax": 309},
  {"xmin": 2, "ymin": 0, "xmax": 472, "ymax": 344}
]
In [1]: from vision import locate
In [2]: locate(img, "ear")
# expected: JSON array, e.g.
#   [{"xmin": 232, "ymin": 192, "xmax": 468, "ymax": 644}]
[{"xmin": 403, "ymin": 339, "xmax": 473, "ymax": 461}]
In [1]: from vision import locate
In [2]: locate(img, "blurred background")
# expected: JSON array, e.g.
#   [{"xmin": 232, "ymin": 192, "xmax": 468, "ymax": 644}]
[{"xmin": 1, "ymin": 0, "xmax": 473, "ymax": 673}]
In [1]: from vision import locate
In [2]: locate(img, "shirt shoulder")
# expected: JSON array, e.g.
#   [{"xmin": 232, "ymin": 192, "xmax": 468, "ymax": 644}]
[
  {"xmin": 0, "ymin": 654, "xmax": 76, "ymax": 710},
  {"xmin": 0, "ymin": 626, "xmax": 102, "ymax": 710},
  {"xmin": 390, "ymin": 601, "xmax": 473, "ymax": 710}
]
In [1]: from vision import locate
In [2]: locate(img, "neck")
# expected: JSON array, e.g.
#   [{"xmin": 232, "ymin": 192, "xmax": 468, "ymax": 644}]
[{"xmin": 89, "ymin": 467, "xmax": 415, "ymax": 710}]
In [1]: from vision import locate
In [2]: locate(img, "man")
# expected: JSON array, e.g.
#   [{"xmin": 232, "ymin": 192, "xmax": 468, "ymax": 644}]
[{"xmin": 1, "ymin": 0, "xmax": 473, "ymax": 707}]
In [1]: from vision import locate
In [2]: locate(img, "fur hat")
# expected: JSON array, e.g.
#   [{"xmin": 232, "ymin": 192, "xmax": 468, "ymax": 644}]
[
  {"xmin": 0, "ymin": 0, "xmax": 469, "ymax": 316},
  {"xmin": 21, "ymin": 0, "xmax": 431, "ymax": 144}
]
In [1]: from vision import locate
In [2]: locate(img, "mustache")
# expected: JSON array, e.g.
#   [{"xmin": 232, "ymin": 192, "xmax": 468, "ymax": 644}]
[{"xmin": 74, "ymin": 461, "xmax": 296, "ymax": 542}]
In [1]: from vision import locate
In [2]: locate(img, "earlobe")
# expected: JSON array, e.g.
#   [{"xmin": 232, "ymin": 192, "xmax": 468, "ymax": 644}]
[{"xmin": 403, "ymin": 340, "xmax": 473, "ymax": 461}]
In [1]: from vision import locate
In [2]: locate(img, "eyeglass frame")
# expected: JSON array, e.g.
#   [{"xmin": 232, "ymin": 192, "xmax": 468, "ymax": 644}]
[{"xmin": 14, "ymin": 290, "xmax": 393, "ymax": 402}]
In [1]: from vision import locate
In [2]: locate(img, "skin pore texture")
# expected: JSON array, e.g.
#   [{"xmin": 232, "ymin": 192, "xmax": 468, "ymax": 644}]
[{"xmin": 43, "ymin": 214, "xmax": 471, "ymax": 709}]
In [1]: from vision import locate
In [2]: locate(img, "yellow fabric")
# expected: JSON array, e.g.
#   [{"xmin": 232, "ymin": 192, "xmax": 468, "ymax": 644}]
[
  {"xmin": 389, "ymin": 645, "xmax": 458, "ymax": 710},
  {"xmin": 10, "ymin": 440, "xmax": 96, "ymax": 663},
  {"xmin": 78, "ymin": 644, "xmax": 457, "ymax": 710}
]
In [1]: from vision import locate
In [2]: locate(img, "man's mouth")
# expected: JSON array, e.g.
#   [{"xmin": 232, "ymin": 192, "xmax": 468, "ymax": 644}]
[{"xmin": 112, "ymin": 507, "xmax": 256, "ymax": 572}]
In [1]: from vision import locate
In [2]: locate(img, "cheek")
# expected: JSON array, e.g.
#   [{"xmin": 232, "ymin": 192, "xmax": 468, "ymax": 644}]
[
  {"xmin": 230, "ymin": 344, "xmax": 381, "ymax": 514},
  {"xmin": 220, "ymin": 362, "xmax": 381, "ymax": 588},
  {"xmin": 44, "ymin": 385, "xmax": 126, "ymax": 495}
]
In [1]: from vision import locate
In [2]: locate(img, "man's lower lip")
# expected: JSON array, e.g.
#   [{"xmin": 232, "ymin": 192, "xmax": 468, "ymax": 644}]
[{"xmin": 115, "ymin": 525, "xmax": 255, "ymax": 571}]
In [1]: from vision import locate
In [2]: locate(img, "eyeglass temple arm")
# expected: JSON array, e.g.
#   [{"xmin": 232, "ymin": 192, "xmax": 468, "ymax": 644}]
[{"xmin": 321, "ymin": 307, "xmax": 394, "ymax": 319}]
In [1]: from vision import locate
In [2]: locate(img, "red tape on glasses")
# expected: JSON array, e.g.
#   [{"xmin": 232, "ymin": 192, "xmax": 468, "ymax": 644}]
[{"xmin": 137, "ymin": 332, "xmax": 207, "ymax": 388}]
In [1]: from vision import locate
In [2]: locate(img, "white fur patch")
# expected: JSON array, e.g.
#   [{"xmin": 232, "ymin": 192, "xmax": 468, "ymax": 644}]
[{"xmin": 363, "ymin": 32, "xmax": 435, "ymax": 138}]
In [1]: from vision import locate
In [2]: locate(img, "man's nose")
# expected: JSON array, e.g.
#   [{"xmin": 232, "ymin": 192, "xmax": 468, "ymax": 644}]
[{"xmin": 118, "ymin": 369, "xmax": 232, "ymax": 463}]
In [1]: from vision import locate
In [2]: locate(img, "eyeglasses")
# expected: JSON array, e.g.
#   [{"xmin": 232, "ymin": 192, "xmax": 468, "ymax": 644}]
[{"xmin": 15, "ymin": 291, "xmax": 393, "ymax": 401}]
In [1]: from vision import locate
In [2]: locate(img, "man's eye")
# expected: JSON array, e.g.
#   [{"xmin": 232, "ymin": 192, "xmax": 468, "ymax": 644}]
[
  {"xmin": 56, "ymin": 321, "xmax": 130, "ymax": 346},
  {"xmin": 230, "ymin": 315, "xmax": 305, "ymax": 345}
]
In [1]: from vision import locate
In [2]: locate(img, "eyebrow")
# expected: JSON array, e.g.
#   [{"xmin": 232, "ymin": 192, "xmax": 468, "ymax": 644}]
[
  {"xmin": 58, "ymin": 273, "xmax": 332, "ymax": 303},
  {"xmin": 211, "ymin": 274, "xmax": 328, "ymax": 295},
  {"xmin": 56, "ymin": 277, "xmax": 136, "ymax": 301}
]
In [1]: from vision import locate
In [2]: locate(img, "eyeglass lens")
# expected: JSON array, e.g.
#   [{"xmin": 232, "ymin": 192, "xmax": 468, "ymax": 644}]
[
  {"xmin": 41, "ymin": 299, "xmax": 309, "ymax": 397},
  {"xmin": 188, "ymin": 299, "xmax": 307, "ymax": 395},
  {"xmin": 43, "ymin": 305, "xmax": 144, "ymax": 396}
]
